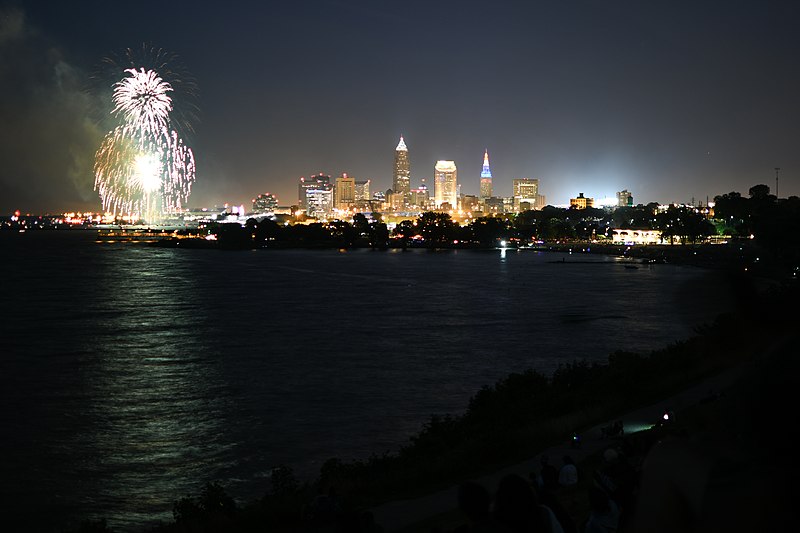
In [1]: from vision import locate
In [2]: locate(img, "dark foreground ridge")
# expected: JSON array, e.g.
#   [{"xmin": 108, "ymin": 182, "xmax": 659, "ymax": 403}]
[{"xmin": 53, "ymin": 282, "xmax": 795, "ymax": 533}]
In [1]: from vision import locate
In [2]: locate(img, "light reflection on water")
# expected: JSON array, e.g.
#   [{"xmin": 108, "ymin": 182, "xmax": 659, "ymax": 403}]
[
  {"xmin": 75, "ymin": 248, "xmax": 233, "ymax": 526},
  {"xmin": 0, "ymin": 232, "xmax": 736, "ymax": 530}
]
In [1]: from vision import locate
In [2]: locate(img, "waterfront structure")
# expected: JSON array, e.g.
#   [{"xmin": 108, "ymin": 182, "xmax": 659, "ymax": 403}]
[
  {"xmin": 617, "ymin": 189, "xmax": 634, "ymax": 207},
  {"xmin": 393, "ymin": 136, "xmax": 411, "ymax": 203},
  {"xmin": 334, "ymin": 173, "xmax": 356, "ymax": 210},
  {"xmin": 570, "ymin": 193, "xmax": 594, "ymax": 209},
  {"xmin": 434, "ymin": 160, "xmax": 458, "ymax": 210},
  {"xmin": 480, "ymin": 150, "xmax": 493, "ymax": 199},
  {"xmin": 512, "ymin": 178, "xmax": 539, "ymax": 212},
  {"xmin": 611, "ymin": 228, "xmax": 662, "ymax": 245},
  {"xmin": 252, "ymin": 193, "xmax": 278, "ymax": 213},
  {"xmin": 299, "ymin": 174, "xmax": 333, "ymax": 217}
]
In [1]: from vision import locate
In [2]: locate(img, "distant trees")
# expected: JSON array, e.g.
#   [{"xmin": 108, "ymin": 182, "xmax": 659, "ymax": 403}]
[
  {"xmin": 209, "ymin": 185, "xmax": 796, "ymax": 252},
  {"xmin": 713, "ymin": 185, "xmax": 800, "ymax": 260},
  {"xmin": 612, "ymin": 205, "xmax": 658, "ymax": 229},
  {"xmin": 417, "ymin": 212, "xmax": 456, "ymax": 247},
  {"xmin": 655, "ymin": 206, "xmax": 714, "ymax": 244},
  {"xmin": 469, "ymin": 216, "xmax": 512, "ymax": 246}
]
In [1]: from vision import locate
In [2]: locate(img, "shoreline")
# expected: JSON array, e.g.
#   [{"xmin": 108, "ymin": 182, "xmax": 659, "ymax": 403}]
[{"xmin": 53, "ymin": 280, "xmax": 795, "ymax": 533}]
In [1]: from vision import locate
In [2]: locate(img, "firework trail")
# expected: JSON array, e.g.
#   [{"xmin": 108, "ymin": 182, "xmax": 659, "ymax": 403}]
[{"xmin": 93, "ymin": 48, "xmax": 196, "ymax": 222}]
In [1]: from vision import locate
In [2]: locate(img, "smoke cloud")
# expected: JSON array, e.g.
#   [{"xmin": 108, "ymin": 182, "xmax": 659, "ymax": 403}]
[{"xmin": 0, "ymin": 8, "xmax": 103, "ymax": 213}]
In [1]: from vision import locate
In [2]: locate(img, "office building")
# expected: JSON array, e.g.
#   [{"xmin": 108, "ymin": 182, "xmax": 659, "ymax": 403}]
[
  {"xmin": 334, "ymin": 173, "xmax": 356, "ymax": 210},
  {"xmin": 512, "ymin": 178, "xmax": 539, "ymax": 212},
  {"xmin": 617, "ymin": 189, "xmax": 633, "ymax": 207},
  {"xmin": 480, "ymin": 150, "xmax": 493, "ymax": 199},
  {"xmin": 434, "ymin": 160, "xmax": 458, "ymax": 210},
  {"xmin": 252, "ymin": 193, "xmax": 278, "ymax": 213},
  {"xmin": 570, "ymin": 192, "xmax": 594, "ymax": 209},
  {"xmin": 298, "ymin": 174, "xmax": 333, "ymax": 217},
  {"xmin": 409, "ymin": 183, "xmax": 430, "ymax": 210},
  {"xmin": 354, "ymin": 180, "xmax": 371, "ymax": 201},
  {"xmin": 393, "ymin": 136, "xmax": 411, "ymax": 201}
]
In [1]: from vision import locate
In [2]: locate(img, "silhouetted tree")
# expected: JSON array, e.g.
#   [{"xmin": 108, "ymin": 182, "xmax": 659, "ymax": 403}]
[
  {"xmin": 393, "ymin": 219, "xmax": 416, "ymax": 249},
  {"xmin": 656, "ymin": 206, "xmax": 714, "ymax": 244},
  {"xmin": 369, "ymin": 221, "xmax": 390, "ymax": 249},
  {"xmin": 469, "ymin": 216, "xmax": 512, "ymax": 247},
  {"xmin": 418, "ymin": 212, "xmax": 456, "ymax": 247}
]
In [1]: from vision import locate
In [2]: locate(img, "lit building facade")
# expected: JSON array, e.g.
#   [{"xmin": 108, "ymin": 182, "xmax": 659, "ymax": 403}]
[
  {"xmin": 299, "ymin": 174, "xmax": 333, "ymax": 217},
  {"xmin": 570, "ymin": 192, "xmax": 594, "ymax": 209},
  {"xmin": 409, "ymin": 183, "xmax": 430, "ymax": 210},
  {"xmin": 617, "ymin": 189, "xmax": 633, "ymax": 207},
  {"xmin": 611, "ymin": 228, "xmax": 662, "ymax": 245},
  {"xmin": 354, "ymin": 180, "xmax": 371, "ymax": 201},
  {"xmin": 512, "ymin": 178, "xmax": 539, "ymax": 211},
  {"xmin": 434, "ymin": 160, "xmax": 458, "ymax": 210},
  {"xmin": 393, "ymin": 136, "xmax": 411, "ymax": 201},
  {"xmin": 252, "ymin": 193, "xmax": 278, "ymax": 213},
  {"xmin": 462, "ymin": 195, "xmax": 480, "ymax": 213},
  {"xmin": 334, "ymin": 173, "xmax": 356, "ymax": 210},
  {"xmin": 480, "ymin": 150, "xmax": 493, "ymax": 199},
  {"xmin": 484, "ymin": 197, "xmax": 505, "ymax": 214}
]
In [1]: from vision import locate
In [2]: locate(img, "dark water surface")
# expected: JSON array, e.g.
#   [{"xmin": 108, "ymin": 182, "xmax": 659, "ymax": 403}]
[{"xmin": 0, "ymin": 231, "xmax": 734, "ymax": 530}]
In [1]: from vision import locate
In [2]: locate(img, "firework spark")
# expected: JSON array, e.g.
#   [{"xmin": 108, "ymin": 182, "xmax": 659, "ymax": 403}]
[
  {"xmin": 93, "ymin": 51, "xmax": 196, "ymax": 223},
  {"xmin": 112, "ymin": 68, "xmax": 173, "ymax": 141}
]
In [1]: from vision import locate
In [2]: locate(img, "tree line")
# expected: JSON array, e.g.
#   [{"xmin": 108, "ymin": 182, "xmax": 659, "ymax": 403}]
[{"xmin": 204, "ymin": 183, "xmax": 798, "ymax": 255}]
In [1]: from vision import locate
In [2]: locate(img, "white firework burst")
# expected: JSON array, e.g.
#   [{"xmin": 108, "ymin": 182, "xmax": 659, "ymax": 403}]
[
  {"xmin": 112, "ymin": 68, "xmax": 173, "ymax": 142},
  {"xmin": 94, "ymin": 60, "xmax": 196, "ymax": 223}
]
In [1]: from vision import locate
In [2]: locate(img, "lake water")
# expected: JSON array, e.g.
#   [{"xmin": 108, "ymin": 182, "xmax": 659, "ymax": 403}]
[{"xmin": 0, "ymin": 231, "xmax": 735, "ymax": 530}]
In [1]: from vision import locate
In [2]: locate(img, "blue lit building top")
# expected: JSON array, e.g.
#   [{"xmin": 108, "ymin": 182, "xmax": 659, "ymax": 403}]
[{"xmin": 481, "ymin": 150, "xmax": 492, "ymax": 178}]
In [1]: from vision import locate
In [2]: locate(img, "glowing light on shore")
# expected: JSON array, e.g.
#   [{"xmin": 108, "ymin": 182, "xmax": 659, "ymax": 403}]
[{"xmin": 596, "ymin": 196, "xmax": 618, "ymax": 207}]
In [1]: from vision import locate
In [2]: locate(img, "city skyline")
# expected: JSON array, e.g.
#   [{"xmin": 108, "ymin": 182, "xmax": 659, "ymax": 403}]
[{"xmin": 1, "ymin": 1, "xmax": 799, "ymax": 213}]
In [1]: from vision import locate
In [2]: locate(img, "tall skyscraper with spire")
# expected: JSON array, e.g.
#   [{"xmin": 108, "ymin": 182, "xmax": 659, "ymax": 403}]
[
  {"xmin": 479, "ymin": 150, "xmax": 493, "ymax": 199},
  {"xmin": 393, "ymin": 136, "xmax": 410, "ymax": 201}
]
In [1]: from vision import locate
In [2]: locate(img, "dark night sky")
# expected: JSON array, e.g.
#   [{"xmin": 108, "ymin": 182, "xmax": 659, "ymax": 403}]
[{"xmin": 1, "ymin": 0, "xmax": 799, "ymax": 213}]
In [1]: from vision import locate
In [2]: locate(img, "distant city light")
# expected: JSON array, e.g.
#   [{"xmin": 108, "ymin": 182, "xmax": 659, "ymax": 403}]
[{"xmin": 596, "ymin": 196, "xmax": 618, "ymax": 207}]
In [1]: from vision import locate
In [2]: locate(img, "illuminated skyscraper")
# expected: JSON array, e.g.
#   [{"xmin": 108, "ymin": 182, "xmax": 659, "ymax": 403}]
[
  {"xmin": 252, "ymin": 193, "xmax": 278, "ymax": 213},
  {"xmin": 334, "ymin": 173, "xmax": 356, "ymax": 210},
  {"xmin": 354, "ymin": 180, "xmax": 371, "ymax": 201},
  {"xmin": 298, "ymin": 174, "xmax": 333, "ymax": 216},
  {"xmin": 513, "ymin": 178, "xmax": 539, "ymax": 211},
  {"xmin": 434, "ymin": 160, "xmax": 458, "ymax": 209},
  {"xmin": 617, "ymin": 189, "xmax": 633, "ymax": 207},
  {"xmin": 393, "ymin": 136, "xmax": 410, "ymax": 201},
  {"xmin": 480, "ymin": 150, "xmax": 493, "ymax": 199}
]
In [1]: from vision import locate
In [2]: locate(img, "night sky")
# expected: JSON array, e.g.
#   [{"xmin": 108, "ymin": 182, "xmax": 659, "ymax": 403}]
[{"xmin": 2, "ymin": 0, "xmax": 798, "ymax": 213}]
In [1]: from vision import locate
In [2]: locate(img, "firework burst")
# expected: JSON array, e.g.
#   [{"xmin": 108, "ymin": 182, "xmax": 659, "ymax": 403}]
[{"xmin": 93, "ymin": 47, "xmax": 197, "ymax": 223}]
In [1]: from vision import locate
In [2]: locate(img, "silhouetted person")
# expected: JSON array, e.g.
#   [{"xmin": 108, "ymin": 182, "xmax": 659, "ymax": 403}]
[
  {"xmin": 531, "ymin": 479, "xmax": 577, "ymax": 533},
  {"xmin": 453, "ymin": 481, "xmax": 494, "ymax": 533},
  {"xmin": 593, "ymin": 448, "xmax": 637, "ymax": 529},
  {"xmin": 559, "ymin": 456, "xmax": 578, "ymax": 487},
  {"xmin": 309, "ymin": 485, "xmax": 340, "ymax": 528},
  {"xmin": 538, "ymin": 455, "xmax": 559, "ymax": 492},
  {"xmin": 630, "ymin": 333, "xmax": 795, "ymax": 532},
  {"xmin": 494, "ymin": 474, "xmax": 563, "ymax": 533},
  {"xmin": 360, "ymin": 511, "xmax": 384, "ymax": 533},
  {"xmin": 584, "ymin": 486, "xmax": 619, "ymax": 533}
]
